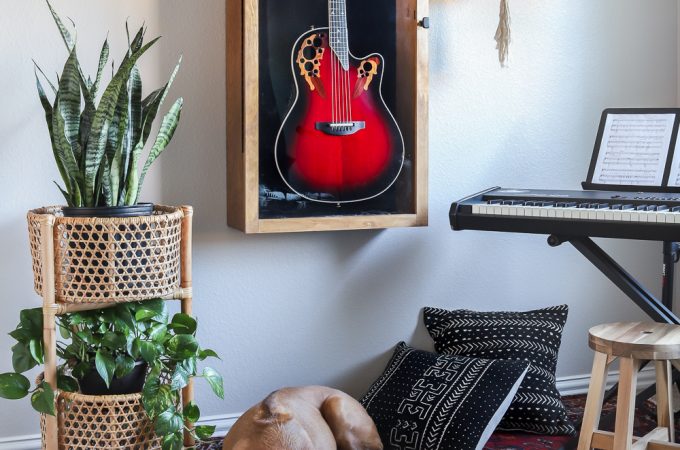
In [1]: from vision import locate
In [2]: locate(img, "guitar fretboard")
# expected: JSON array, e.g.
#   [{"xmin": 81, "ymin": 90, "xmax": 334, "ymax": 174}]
[{"xmin": 329, "ymin": 0, "xmax": 349, "ymax": 70}]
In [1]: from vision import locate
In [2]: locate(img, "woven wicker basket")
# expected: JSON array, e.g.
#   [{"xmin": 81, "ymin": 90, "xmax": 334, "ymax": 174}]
[
  {"xmin": 28, "ymin": 205, "xmax": 183, "ymax": 304},
  {"xmin": 40, "ymin": 390, "xmax": 161, "ymax": 450}
]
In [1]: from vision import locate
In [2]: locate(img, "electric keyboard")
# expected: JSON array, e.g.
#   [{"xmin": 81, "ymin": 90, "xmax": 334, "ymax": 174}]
[{"xmin": 450, "ymin": 187, "xmax": 680, "ymax": 241}]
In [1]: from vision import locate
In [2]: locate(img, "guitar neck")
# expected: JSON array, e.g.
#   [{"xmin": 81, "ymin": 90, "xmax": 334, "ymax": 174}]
[{"xmin": 328, "ymin": 0, "xmax": 349, "ymax": 70}]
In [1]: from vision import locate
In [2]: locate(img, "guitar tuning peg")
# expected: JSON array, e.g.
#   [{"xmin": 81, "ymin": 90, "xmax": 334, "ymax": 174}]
[{"xmin": 418, "ymin": 17, "xmax": 430, "ymax": 29}]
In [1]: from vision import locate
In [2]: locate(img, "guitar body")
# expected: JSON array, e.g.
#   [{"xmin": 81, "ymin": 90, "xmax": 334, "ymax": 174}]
[{"xmin": 274, "ymin": 27, "xmax": 405, "ymax": 204}]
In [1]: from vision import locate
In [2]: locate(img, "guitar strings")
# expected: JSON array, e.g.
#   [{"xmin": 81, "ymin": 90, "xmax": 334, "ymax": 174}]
[{"xmin": 329, "ymin": 1, "xmax": 336, "ymax": 125}]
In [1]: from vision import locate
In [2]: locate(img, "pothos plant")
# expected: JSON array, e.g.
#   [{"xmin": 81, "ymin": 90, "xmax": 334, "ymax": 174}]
[
  {"xmin": 0, "ymin": 300, "xmax": 223, "ymax": 450},
  {"xmin": 37, "ymin": 0, "xmax": 183, "ymax": 208}
]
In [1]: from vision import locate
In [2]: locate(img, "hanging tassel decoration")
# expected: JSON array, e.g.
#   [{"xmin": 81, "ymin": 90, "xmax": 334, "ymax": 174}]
[{"xmin": 494, "ymin": 0, "xmax": 511, "ymax": 67}]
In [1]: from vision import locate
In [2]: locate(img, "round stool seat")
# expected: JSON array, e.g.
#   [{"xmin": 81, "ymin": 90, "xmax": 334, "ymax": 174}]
[{"xmin": 588, "ymin": 322, "xmax": 680, "ymax": 360}]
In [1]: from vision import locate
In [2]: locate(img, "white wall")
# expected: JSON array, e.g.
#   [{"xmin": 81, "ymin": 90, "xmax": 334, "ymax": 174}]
[{"xmin": 0, "ymin": 0, "xmax": 677, "ymax": 440}]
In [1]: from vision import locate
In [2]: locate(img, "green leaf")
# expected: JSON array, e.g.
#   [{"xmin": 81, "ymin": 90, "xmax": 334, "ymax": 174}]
[
  {"xmin": 0, "ymin": 373, "xmax": 30, "ymax": 399},
  {"xmin": 19, "ymin": 308, "xmax": 43, "ymax": 335},
  {"xmin": 100, "ymin": 153, "xmax": 114, "ymax": 206},
  {"xmin": 108, "ymin": 81, "xmax": 130, "ymax": 205},
  {"xmin": 183, "ymin": 401, "xmax": 200, "ymax": 423},
  {"xmin": 57, "ymin": 374, "xmax": 79, "ymax": 393},
  {"xmin": 198, "ymin": 349, "xmax": 219, "ymax": 361},
  {"xmin": 155, "ymin": 408, "xmax": 184, "ymax": 435},
  {"xmin": 101, "ymin": 332, "xmax": 126, "ymax": 350},
  {"xmin": 137, "ymin": 339, "xmax": 160, "ymax": 363},
  {"xmin": 202, "ymin": 367, "xmax": 224, "ymax": 400},
  {"xmin": 147, "ymin": 323, "xmax": 167, "ymax": 342},
  {"xmin": 83, "ymin": 36, "xmax": 160, "ymax": 206},
  {"xmin": 72, "ymin": 361, "xmax": 90, "ymax": 380},
  {"xmin": 58, "ymin": 45, "xmax": 82, "ymax": 162},
  {"xmin": 58, "ymin": 323, "xmax": 71, "ymax": 340},
  {"xmin": 46, "ymin": 0, "xmax": 74, "ymax": 50},
  {"xmin": 53, "ymin": 94, "xmax": 83, "ymax": 206},
  {"xmin": 31, "ymin": 381, "xmax": 56, "ymax": 416},
  {"xmin": 166, "ymin": 335, "xmax": 199, "ymax": 360},
  {"xmin": 161, "ymin": 432, "xmax": 184, "ymax": 450},
  {"xmin": 140, "ymin": 57, "xmax": 182, "ymax": 146},
  {"xmin": 135, "ymin": 98, "xmax": 183, "ymax": 203},
  {"xmin": 138, "ymin": 299, "xmax": 165, "ymax": 315},
  {"xmin": 91, "ymin": 38, "xmax": 110, "ymax": 98},
  {"xmin": 169, "ymin": 313, "xmax": 196, "ymax": 335},
  {"xmin": 115, "ymin": 354, "xmax": 136, "ymax": 378},
  {"xmin": 29, "ymin": 339, "xmax": 44, "ymax": 364},
  {"xmin": 129, "ymin": 65, "xmax": 143, "ymax": 158},
  {"xmin": 195, "ymin": 425, "xmax": 216, "ymax": 440},
  {"xmin": 53, "ymin": 182, "xmax": 74, "ymax": 206},
  {"xmin": 180, "ymin": 357, "xmax": 197, "ymax": 377},
  {"xmin": 113, "ymin": 305, "xmax": 136, "ymax": 331},
  {"xmin": 12, "ymin": 343, "xmax": 37, "ymax": 373},
  {"xmin": 95, "ymin": 349, "xmax": 115, "ymax": 388},
  {"xmin": 35, "ymin": 66, "xmax": 71, "ymax": 196},
  {"xmin": 142, "ymin": 366, "xmax": 175, "ymax": 418},
  {"xmin": 170, "ymin": 364, "xmax": 190, "ymax": 390},
  {"xmin": 9, "ymin": 327, "xmax": 32, "ymax": 343},
  {"xmin": 135, "ymin": 308, "xmax": 161, "ymax": 322},
  {"xmin": 123, "ymin": 140, "xmax": 144, "ymax": 206}
]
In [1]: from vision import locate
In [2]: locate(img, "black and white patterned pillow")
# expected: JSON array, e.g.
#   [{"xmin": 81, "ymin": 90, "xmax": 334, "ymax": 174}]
[
  {"xmin": 360, "ymin": 342, "xmax": 529, "ymax": 450},
  {"xmin": 423, "ymin": 305, "xmax": 574, "ymax": 435}
]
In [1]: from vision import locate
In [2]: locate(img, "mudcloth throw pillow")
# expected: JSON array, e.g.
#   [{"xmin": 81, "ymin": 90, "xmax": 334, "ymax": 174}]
[
  {"xmin": 423, "ymin": 305, "xmax": 574, "ymax": 435},
  {"xmin": 360, "ymin": 342, "xmax": 529, "ymax": 450}
]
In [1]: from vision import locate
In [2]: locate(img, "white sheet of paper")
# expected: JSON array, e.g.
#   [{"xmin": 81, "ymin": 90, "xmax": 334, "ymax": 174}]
[
  {"xmin": 592, "ymin": 113, "xmax": 675, "ymax": 186},
  {"xmin": 667, "ymin": 138, "xmax": 680, "ymax": 187}
]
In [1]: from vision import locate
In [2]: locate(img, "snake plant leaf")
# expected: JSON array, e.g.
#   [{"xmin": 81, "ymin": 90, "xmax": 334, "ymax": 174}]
[
  {"xmin": 100, "ymin": 154, "xmax": 113, "ymax": 206},
  {"xmin": 122, "ymin": 25, "xmax": 146, "ymax": 67},
  {"xmin": 92, "ymin": 119, "xmax": 111, "ymax": 206},
  {"xmin": 107, "ymin": 85, "xmax": 129, "ymax": 164},
  {"xmin": 91, "ymin": 38, "xmax": 110, "ymax": 98},
  {"xmin": 58, "ymin": 46, "xmax": 82, "ymax": 162},
  {"xmin": 53, "ymin": 94, "xmax": 83, "ymax": 205},
  {"xmin": 33, "ymin": 61, "xmax": 57, "ymax": 95},
  {"xmin": 35, "ymin": 67, "xmax": 71, "ymax": 192},
  {"xmin": 53, "ymin": 181, "xmax": 73, "ymax": 207},
  {"xmin": 83, "ymin": 36, "xmax": 160, "ymax": 206},
  {"xmin": 78, "ymin": 89, "xmax": 96, "ymax": 159},
  {"xmin": 108, "ymin": 86, "xmax": 130, "ymax": 205},
  {"xmin": 129, "ymin": 66, "xmax": 143, "ymax": 157},
  {"xmin": 124, "ymin": 140, "xmax": 145, "ymax": 205},
  {"xmin": 140, "ymin": 57, "xmax": 182, "ymax": 146},
  {"xmin": 46, "ymin": 0, "xmax": 74, "ymax": 51},
  {"xmin": 136, "ymin": 97, "xmax": 183, "ymax": 203}
]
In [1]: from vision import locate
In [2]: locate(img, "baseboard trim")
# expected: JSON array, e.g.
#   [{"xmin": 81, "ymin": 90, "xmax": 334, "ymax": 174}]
[
  {"xmin": 0, "ymin": 413, "xmax": 243, "ymax": 450},
  {"xmin": 0, "ymin": 367, "xmax": 659, "ymax": 449},
  {"xmin": 556, "ymin": 365, "xmax": 656, "ymax": 396}
]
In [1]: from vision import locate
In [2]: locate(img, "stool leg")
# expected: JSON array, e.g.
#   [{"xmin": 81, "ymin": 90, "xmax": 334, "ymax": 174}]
[
  {"xmin": 578, "ymin": 351, "xmax": 610, "ymax": 450},
  {"xmin": 656, "ymin": 360, "xmax": 674, "ymax": 442},
  {"xmin": 613, "ymin": 357, "xmax": 640, "ymax": 450}
]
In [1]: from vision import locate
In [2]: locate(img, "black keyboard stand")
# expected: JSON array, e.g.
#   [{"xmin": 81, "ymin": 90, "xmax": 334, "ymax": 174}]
[{"xmin": 547, "ymin": 236, "xmax": 680, "ymax": 448}]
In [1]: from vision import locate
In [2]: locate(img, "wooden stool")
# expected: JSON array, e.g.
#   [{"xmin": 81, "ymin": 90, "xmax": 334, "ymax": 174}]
[{"xmin": 577, "ymin": 322, "xmax": 680, "ymax": 450}]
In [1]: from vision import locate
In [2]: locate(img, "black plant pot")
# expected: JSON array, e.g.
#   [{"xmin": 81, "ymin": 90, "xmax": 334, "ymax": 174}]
[
  {"xmin": 62, "ymin": 203, "xmax": 154, "ymax": 218},
  {"xmin": 77, "ymin": 360, "xmax": 148, "ymax": 395}
]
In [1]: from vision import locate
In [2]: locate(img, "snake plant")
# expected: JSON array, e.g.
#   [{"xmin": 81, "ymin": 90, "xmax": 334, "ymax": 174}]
[{"xmin": 35, "ymin": 1, "xmax": 183, "ymax": 208}]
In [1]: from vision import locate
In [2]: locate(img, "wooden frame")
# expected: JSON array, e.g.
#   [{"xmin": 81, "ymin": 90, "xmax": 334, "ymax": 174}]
[{"xmin": 227, "ymin": 0, "xmax": 429, "ymax": 233}]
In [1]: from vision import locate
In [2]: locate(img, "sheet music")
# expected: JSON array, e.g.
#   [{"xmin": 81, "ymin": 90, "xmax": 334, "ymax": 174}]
[
  {"xmin": 592, "ymin": 113, "xmax": 675, "ymax": 186},
  {"xmin": 668, "ymin": 139, "xmax": 680, "ymax": 187}
]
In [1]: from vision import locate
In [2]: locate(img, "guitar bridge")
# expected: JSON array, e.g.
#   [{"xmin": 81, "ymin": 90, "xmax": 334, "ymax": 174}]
[{"xmin": 315, "ymin": 121, "xmax": 366, "ymax": 136}]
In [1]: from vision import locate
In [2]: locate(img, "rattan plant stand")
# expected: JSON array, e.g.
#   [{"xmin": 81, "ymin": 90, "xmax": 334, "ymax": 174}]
[{"xmin": 27, "ymin": 205, "xmax": 195, "ymax": 450}]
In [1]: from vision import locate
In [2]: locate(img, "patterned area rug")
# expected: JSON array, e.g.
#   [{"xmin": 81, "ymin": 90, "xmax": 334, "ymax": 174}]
[{"xmin": 196, "ymin": 394, "xmax": 680, "ymax": 450}]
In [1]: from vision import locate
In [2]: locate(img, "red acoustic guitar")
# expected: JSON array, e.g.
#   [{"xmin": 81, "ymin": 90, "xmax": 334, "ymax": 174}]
[{"xmin": 274, "ymin": 0, "xmax": 405, "ymax": 204}]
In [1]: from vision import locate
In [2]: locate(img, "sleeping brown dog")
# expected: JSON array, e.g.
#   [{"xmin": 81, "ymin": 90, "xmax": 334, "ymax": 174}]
[{"xmin": 222, "ymin": 386, "xmax": 383, "ymax": 450}]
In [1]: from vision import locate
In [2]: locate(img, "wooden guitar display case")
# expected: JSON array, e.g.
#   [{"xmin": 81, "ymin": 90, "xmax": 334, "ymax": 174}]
[{"xmin": 227, "ymin": 0, "xmax": 429, "ymax": 233}]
